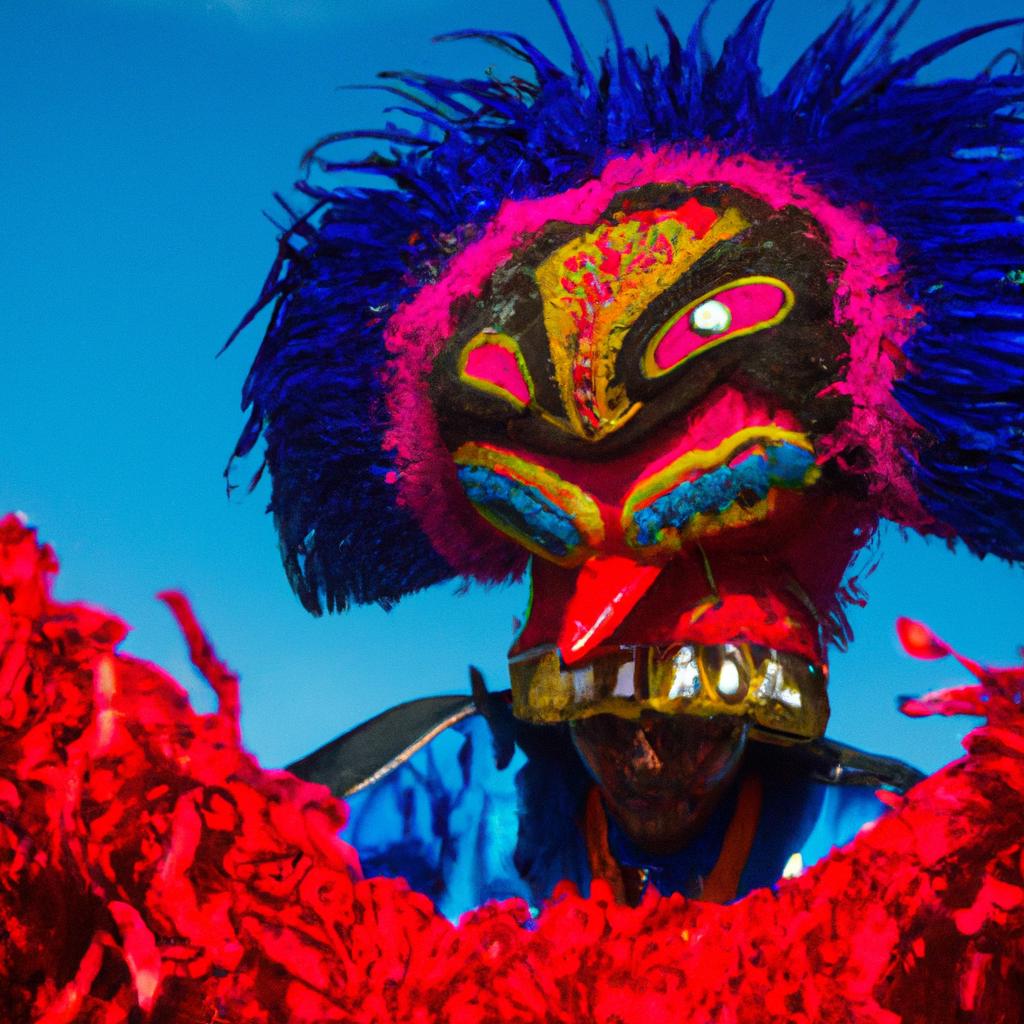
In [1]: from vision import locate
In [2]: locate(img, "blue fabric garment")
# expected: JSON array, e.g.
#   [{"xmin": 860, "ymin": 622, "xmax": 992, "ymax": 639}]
[{"xmin": 344, "ymin": 714, "xmax": 887, "ymax": 921}]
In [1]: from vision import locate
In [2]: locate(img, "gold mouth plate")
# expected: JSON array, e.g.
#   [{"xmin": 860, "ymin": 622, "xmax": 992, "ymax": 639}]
[{"xmin": 509, "ymin": 642, "xmax": 829, "ymax": 743}]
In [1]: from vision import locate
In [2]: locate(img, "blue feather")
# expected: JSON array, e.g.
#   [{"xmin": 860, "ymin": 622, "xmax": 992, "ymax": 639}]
[{"xmin": 231, "ymin": 0, "xmax": 1024, "ymax": 612}]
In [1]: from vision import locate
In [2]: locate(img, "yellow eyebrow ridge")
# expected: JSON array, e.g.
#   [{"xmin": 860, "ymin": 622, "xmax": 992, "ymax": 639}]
[
  {"xmin": 622, "ymin": 426, "xmax": 815, "ymax": 522},
  {"xmin": 535, "ymin": 205, "xmax": 749, "ymax": 441}
]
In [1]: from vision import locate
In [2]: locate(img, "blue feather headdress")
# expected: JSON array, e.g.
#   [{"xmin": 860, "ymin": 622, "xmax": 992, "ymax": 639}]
[{"xmin": 230, "ymin": 0, "xmax": 1024, "ymax": 614}]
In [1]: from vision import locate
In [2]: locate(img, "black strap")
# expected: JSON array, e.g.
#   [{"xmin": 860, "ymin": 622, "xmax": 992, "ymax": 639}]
[
  {"xmin": 286, "ymin": 694, "xmax": 476, "ymax": 798},
  {"xmin": 288, "ymin": 685, "xmax": 925, "ymax": 799},
  {"xmin": 778, "ymin": 736, "xmax": 925, "ymax": 793}
]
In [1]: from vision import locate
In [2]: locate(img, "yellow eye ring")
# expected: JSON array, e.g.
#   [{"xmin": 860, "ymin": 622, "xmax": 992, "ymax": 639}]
[{"xmin": 642, "ymin": 276, "xmax": 795, "ymax": 378}]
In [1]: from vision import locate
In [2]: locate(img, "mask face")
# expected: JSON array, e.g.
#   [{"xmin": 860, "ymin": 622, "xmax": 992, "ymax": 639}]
[
  {"xmin": 430, "ymin": 183, "xmax": 849, "ymax": 460},
  {"xmin": 414, "ymin": 176, "xmax": 896, "ymax": 742}
]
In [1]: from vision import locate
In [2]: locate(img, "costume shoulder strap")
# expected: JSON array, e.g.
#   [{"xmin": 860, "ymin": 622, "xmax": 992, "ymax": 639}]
[
  {"xmin": 780, "ymin": 737, "xmax": 925, "ymax": 794},
  {"xmin": 286, "ymin": 670, "xmax": 517, "ymax": 798},
  {"xmin": 286, "ymin": 694, "xmax": 477, "ymax": 798},
  {"xmin": 289, "ymin": 684, "xmax": 927, "ymax": 801}
]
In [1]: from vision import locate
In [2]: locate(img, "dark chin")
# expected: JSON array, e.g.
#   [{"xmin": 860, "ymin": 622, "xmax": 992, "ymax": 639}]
[{"xmin": 570, "ymin": 712, "xmax": 750, "ymax": 855}]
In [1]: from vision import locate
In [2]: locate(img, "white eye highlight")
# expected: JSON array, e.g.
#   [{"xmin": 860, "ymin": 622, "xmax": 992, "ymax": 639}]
[
  {"xmin": 689, "ymin": 298, "xmax": 732, "ymax": 336},
  {"xmin": 717, "ymin": 659, "xmax": 741, "ymax": 698}
]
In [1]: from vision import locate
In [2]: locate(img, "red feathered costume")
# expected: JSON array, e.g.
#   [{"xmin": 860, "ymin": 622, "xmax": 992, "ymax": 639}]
[
  {"xmin": 0, "ymin": 515, "xmax": 1021, "ymax": 1021},
  {"xmin": 8, "ymin": 0, "xmax": 1024, "ymax": 1018}
]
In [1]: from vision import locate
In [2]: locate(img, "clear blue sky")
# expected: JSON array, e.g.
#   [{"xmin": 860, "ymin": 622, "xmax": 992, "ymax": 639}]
[{"xmin": 2, "ymin": 0, "xmax": 1021, "ymax": 774}]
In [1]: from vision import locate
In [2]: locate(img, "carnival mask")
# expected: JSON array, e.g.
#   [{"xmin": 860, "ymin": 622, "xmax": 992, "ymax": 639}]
[
  {"xmin": 385, "ymin": 151, "xmax": 921, "ymax": 743},
  {"xmin": 235, "ymin": 1, "xmax": 1023, "ymax": 752}
]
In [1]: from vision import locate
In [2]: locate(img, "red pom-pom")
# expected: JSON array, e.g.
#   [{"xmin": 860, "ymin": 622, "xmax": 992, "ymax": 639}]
[{"xmin": 896, "ymin": 617, "xmax": 951, "ymax": 660}]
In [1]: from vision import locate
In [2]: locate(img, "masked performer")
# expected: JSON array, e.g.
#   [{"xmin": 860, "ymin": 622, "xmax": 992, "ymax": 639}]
[{"xmin": 233, "ymin": 0, "xmax": 1024, "ymax": 920}]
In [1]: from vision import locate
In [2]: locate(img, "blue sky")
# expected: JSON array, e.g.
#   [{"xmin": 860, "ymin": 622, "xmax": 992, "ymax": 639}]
[{"xmin": 2, "ymin": 0, "xmax": 1021, "ymax": 774}]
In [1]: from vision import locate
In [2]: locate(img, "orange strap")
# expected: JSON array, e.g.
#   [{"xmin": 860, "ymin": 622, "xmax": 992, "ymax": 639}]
[
  {"xmin": 700, "ymin": 774, "xmax": 764, "ymax": 903},
  {"xmin": 583, "ymin": 785, "xmax": 629, "ymax": 904},
  {"xmin": 582, "ymin": 774, "xmax": 764, "ymax": 906}
]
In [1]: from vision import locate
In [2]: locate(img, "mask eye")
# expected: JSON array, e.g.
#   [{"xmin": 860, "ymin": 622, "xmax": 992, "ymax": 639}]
[
  {"xmin": 643, "ymin": 276, "xmax": 795, "ymax": 378},
  {"xmin": 453, "ymin": 443, "xmax": 604, "ymax": 566},
  {"xmin": 690, "ymin": 298, "xmax": 732, "ymax": 336},
  {"xmin": 458, "ymin": 331, "xmax": 533, "ymax": 408}
]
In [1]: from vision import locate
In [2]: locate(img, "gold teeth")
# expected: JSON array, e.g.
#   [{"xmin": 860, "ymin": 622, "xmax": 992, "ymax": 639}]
[{"xmin": 508, "ymin": 642, "xmax": 829, "ymax": 743}]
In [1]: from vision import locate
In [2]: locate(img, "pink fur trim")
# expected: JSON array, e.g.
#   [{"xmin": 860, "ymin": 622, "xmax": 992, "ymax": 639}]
[{"xmin": 384, "ymin": 147, "xmax": 934, "ymax": 582}]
